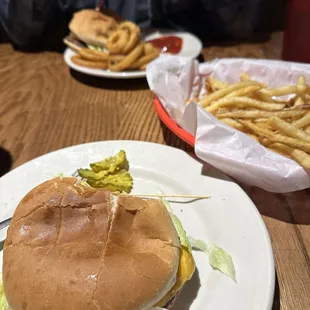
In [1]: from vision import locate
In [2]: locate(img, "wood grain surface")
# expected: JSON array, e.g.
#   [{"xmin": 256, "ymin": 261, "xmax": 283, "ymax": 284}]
[{"xmin": 0, "ymin": 32, "xmax": 310, "ymax": 310}]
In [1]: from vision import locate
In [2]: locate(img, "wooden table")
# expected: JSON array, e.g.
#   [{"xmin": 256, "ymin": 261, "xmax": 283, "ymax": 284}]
[{"xmin": 0, "ymin": 32, "xmax": 309, "ymax": 310}]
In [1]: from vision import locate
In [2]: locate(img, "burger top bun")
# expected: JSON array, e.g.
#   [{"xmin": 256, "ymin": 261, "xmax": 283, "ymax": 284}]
[
  {"xmin": 3, "ymin": 177, "xmax": 180, "ymax": 310},
  {"xmin": 69, "ymin": 9, "xmax": 118, "ymax": 47}
]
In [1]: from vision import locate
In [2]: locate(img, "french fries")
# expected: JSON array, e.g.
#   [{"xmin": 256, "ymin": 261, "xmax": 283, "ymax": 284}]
[
  {"xmin": 268, "ymin": 142, "xmax": 310, "ymax": 168},
  {"xmin": 207, "ymin": 97, "xmax": 286, "ymax": 113},
  {"xmin": 197, "ymin": 73, "xmax": 310, "ymax": 169},
  {"xmin": 260, "ymin": 85, "xmax": 297, "ymax": 97},
  {"xmin": 297, "ymin": 75, "xmax": 307, "ymax": 96},
  {"xmin": 226, "ymin": 85, "xmax": 262, "ymax": 98},
  {"xmin": 200, "ymin": 80, "xmax": 262, "ymax": 108},
  {"xmin": 220, "ymin": 118, "xmax": 246, "ymax": 131},
  {"xmin": 268, "ymin": 116, "xmax": 310, "ymax": 143},
  {"xmin": 241, "ymin": 120, "xmax": 310, "ymax": 152},
  {"xmin": 254, "ymin": 91, "xmax": 274, "ymax": 103},
  {"xmin": 293, "ymin": 112, "xmax": 310, "ymax": 128},
  {"xmin": 240, "ymin": 72, "xmax": 250, "ymax": 81},
  {"xmin": 206, "ymin": 77, "xmax": 228, "ymax": 92},
  {"xmin": 217, "ymin": 109, "xmax": 307, "ymax": 119},
  {"xmin": 294, "ymin": 97, "xmax": 305, "ymax": 106}
]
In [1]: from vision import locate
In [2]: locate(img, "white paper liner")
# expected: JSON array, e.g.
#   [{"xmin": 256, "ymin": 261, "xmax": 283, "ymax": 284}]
[{"xmin": 146, "ymin": 56, "xmax": 310, "ymax": 192}]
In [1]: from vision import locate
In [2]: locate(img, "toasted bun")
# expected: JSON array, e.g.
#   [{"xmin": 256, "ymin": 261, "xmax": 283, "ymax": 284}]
[
  {"xmin": 3, "ymin": 177, "xmax": 180, "ymax": 310},
  {"xmin": 69, "ymin": 9, "xmax": 118, "ymax": 47}
]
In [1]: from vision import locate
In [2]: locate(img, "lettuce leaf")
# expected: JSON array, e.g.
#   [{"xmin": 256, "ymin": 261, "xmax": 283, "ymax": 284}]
[
  {"xmin": 160, "ymin": 196, "xmax": 236, "ymax": 282},
  {"xmin": 188, "ymin": 237, "xmax": 236, "ymax": 282},
  {"xmin": 0, "ymin": 275, "xmax": 10, "ymax": 310},
  {"xmin": 170, "ymin": 213, "xmax": 192, "ymax": 252},
  {"xmin": 160, "ymin": 197, "xmax": 191, "ymax": 252},
  {"xmin": 159, "ymin": 197, "xmax": 172, "ymax": 212},
  {"xmin": 87, "ymin": 44, "xmax": 104, "ymax": 52}
]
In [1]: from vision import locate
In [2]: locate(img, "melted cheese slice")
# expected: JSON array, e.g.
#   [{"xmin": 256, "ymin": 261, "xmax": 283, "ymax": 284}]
[{"xmin": 155, "ymin": 246, "xmax": 196, "ymax": 307}]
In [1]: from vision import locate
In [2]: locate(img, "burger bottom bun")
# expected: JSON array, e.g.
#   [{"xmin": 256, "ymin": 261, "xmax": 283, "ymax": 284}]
[{"xmin": 3, "ymin": 178, "xmax": 181, "ymax": 310}]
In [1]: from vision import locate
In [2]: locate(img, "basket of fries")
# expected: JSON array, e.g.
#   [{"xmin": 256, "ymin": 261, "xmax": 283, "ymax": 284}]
[{"xmin": 147, "ymin": 57, "xmax": 310, "ymax": 192}]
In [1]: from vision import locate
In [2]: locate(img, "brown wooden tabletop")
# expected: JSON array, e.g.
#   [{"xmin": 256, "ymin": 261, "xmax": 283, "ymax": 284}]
[{"xmin": 0, "ymin": 32, "xmax": 310, "ymax": 310}]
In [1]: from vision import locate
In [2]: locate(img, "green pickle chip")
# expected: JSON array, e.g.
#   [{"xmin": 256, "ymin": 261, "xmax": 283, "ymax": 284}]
[
  {"xmin": 87, "ymin": 170, "xmax": 133, "ymax": 193},
  {"xmin": 78, "ymin": 150, "xmax": 133, "ymax": 193},
  {"xmin": 90, "ymin": 150, "xmax": 128, "ymax": 173}
]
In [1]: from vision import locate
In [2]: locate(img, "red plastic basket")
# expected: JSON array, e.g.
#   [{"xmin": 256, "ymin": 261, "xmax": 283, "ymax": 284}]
[{"xmin": 153, "ymin": 96, "xmax": 195, "ymax": 147}]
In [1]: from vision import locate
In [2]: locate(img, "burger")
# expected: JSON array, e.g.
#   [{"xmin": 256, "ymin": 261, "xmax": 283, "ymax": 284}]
[
  {"xmin": 2, "ymin": 177, "xmax": 196, "ymax": 309},
  {"xmin": 67, "ymin": 9, "xmax": 119, "ymax": 49}
]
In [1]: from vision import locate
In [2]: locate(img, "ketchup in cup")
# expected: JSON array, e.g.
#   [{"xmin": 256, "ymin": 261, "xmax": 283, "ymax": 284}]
[
  {"xmin": 282, "ymin": 0, "xmax": 310, "ymax": 63},
  {"xmin": 148, "ymin": 36, "xmax": 183, "ymax": 54}
]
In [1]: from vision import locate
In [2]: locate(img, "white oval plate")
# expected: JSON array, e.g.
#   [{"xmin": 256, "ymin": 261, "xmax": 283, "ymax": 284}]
[
  {"xmin": 63, "ymin": 31, "xmax": 202, "ymax": 79},
  {"xmin": 0, "ymin": 141, "xmax": 274, "ymax": 310}
]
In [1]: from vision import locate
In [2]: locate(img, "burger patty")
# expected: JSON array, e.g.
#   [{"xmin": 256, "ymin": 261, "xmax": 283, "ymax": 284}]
[
  {"xmin": 164, "ymin": 296, "xmax": 176, "ymax": 310},
  {"xmin": 164, "ymin": 290, "xmax": 181, "ymax": 310}
]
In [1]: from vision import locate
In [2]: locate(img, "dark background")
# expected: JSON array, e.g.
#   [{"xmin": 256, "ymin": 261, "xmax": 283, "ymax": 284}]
[{"xmin": 0, "ymin": 0, "xmax": 288, "ymax": 46}]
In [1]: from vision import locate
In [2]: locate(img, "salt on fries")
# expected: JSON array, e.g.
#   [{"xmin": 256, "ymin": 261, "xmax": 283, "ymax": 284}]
[
  {"xmin": 197, "ymin": 73, "xmax": 310, "ymax": 169},
  {"xmin": 67, "ymin": 21, "xmax": 160, "ymax": 72}
]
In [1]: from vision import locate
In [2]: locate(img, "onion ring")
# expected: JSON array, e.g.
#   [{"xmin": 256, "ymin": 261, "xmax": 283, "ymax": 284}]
[
  {"xmin": 71, "ymin": 55, "xmax": 108, "ymax": 69},
  {"xmin": 108, "ymin": 55, "xmax": 126, "ymax": 68},
  {"xmin": 118, "ymin": 21, "xmax": 140, "ymax": 33},
  {"xmin": 108, "ymin": 54, "xmax": 126, "ymax": 62},
  {"xmin": 143, "ymin": 43, "xmax": 155, "ymax": 55},
  {"xmin": 78, "ymin": 48, "xmax": 108, "ymax": 61},
  {"xmin": 129, "ymin": 49, "xmax": 160, "ymax": 69},
  {"xmin": 109, "ymin": 44, "xmax": 143, "ymax": 72},
  {"xmin": 118, "ymin": 21, "xmax": 140, "ymax": 54},
  {"xmin": 106, "ymin": 29, "xmax": 128, "ymax": 54}
]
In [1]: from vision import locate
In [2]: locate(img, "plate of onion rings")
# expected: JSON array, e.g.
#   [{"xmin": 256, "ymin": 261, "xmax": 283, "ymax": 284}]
[{"xmin": 63, "ymin": 10, "xmax": 202, "ymax": 79}]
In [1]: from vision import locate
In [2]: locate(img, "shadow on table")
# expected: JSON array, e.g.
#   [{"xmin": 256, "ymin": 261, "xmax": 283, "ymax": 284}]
[
  {"xmin": 70, "ymin": 69, "xmax": 149, "ymax": 91},
  {"xmin": 160, "ymin": 121, "xmax": 194, "ymax": 152},
  {"xmin": 173, "ymin": 269, "xmax": 201, "ymax": 310},
  {"xmin": 192, "ymin": 153, "xmax": 309, "ymax": 226},
  {"xmin": 0, "ymin": 147, "xmax": 12, "ymax": 177},
  {"xmin": 0, "ymin": 240, "xmax": 4, "ymax": 251},
  {"xmin": 241, "ymin": 184, "xmax": 310, "ymax": 225},
  {"xmin": 200, "ymin": 163, "xmax": 235, "ymax": 183},
  {"xmin": 160, "ymin": 121, "xmax": 235, "ymax": 184},
  {"xmin": 272, "ymin": 273, "xmax": 280, "ymax": 310}
]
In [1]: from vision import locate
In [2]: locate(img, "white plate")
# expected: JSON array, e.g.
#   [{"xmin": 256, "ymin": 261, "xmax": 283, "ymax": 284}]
[
  {"xmin": 0, "ymin": 141, "xmax": 274, "ymax": 310},
  {"xmin": 63, "ymin": 31, "xmax": 202, "ymax": 79}
]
